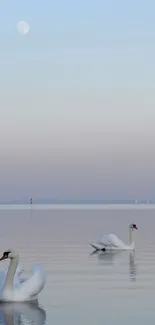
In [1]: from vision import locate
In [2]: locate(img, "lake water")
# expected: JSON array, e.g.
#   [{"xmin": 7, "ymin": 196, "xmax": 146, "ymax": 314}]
[{"xmin": 0, "ymin": 205, "xmax": 155, "ymax": 325}]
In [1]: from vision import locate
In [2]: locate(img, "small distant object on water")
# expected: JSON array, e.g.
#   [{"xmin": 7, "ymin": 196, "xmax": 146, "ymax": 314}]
[
  {"xmin": 17, "ymin": 21, "xmax": 30, "ymax": 36},
  {"xmin": 30, "ymin": 198, "xmax": 32, "ymax": 205}
]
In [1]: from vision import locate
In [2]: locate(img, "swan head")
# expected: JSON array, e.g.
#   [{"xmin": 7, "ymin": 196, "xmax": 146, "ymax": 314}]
[
  {"xmin": 130, "ymin": 224, "xmax": 138, "ymax": 230},
  {"xmin": 0, "ymin": 249, "xmax": 19, "ymax": 261}
]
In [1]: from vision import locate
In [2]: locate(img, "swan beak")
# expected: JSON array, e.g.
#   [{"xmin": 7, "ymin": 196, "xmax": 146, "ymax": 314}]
[{"xmin": 0, "ymin": 255, "xmax": 7, "ymax": 261}]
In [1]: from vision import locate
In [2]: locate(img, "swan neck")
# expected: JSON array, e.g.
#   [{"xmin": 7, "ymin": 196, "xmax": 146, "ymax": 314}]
[
  {"xmin": 3, "ymin": 257, "xmax": 19, "ymax": 290},
  {"xmin": 129, "ymin": 227, "xmax": 134, "ymax": 245}
]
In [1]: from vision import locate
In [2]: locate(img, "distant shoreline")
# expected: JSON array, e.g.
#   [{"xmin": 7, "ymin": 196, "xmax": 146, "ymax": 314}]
[
  {"xmin": 0, "ymin": 200, "xmax": 153, "ymax": 205},
  {"xmin": 0, "ymin": 203, "xmax": 155, "ymax": 210}
]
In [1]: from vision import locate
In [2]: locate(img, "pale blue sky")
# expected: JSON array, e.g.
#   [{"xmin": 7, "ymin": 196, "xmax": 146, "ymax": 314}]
[{"xmin": 0, "ymin": 0, "xmax": 155, "ymax": 201}]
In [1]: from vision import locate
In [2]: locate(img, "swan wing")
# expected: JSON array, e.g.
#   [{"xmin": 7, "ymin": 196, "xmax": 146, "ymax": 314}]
[
  {"xmin": 100, "ymin": 234, "xmax": 113, "ymax": 246},
  {"xmin": 13, "ymin": 264, "xmax": 24, "ymax": 286},
  {"xmin": 100, "ymin": 234, "xmax": 126, "ymax": 248},
  {"xmin": 18, "ymin": 264, "xmax": 45, "ymax": 299}
]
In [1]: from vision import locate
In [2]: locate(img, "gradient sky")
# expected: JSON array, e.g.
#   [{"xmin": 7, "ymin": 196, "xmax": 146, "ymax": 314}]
[{"xmin": 0, "ymin": 0, "xmax": 155, "ymax": 201}]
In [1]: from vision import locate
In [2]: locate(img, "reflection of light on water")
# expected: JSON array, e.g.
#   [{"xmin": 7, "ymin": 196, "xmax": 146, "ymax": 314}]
[{"xmin": 20, "ymin": 315, "xmax": 29, "ymax": 325}]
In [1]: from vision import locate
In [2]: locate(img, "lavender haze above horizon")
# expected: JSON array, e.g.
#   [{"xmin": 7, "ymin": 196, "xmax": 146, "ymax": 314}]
[{"xmin": 0, "ymin": 0, "xmax": 155, "ymax": 201}]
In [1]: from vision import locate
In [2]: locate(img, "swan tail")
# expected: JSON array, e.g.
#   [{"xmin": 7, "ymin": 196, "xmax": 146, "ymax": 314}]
[{"xmin": 89, "ymin": 241, "xmax": 105, "ymax": 251}]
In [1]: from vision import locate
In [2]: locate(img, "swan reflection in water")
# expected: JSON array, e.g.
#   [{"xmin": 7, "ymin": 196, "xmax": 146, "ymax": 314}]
[
  {"xmin": 90, "ymin": 249, "xmax": 123, "ymax": 265},
  {"xmin": 129, "ymin": 251, "xmax": 136, "ymax": 281},
  {"xmin": 90, "ymin": 250, "xmax": 137, "ymax": 280},
  {"xmin": 0, "ymin": 300, "xmax": 46, "ymax": 325}
]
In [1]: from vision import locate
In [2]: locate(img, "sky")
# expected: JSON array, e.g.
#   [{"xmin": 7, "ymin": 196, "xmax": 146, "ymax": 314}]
[{"xmin": 0, "ymin": 0, "xmax": 155, "ymax": 201}]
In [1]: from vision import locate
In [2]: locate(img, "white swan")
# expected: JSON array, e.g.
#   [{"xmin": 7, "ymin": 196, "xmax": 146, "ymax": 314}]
[
  {"xmin": 89, "ymin": 223, "xmax": 138, "ymax": 251},
  {"xmin": 0, "ymin": 249, "xmax": 45, "ymax": 302}
]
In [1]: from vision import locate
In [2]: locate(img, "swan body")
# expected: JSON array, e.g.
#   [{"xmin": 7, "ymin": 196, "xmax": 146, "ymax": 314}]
[
  {"xmin": 0, "ymin": 250, "xmax": 45, "ymax": 302},
  {"xmin": 89, "ymin": 223, "xmax": 138, "ymax": 251}
]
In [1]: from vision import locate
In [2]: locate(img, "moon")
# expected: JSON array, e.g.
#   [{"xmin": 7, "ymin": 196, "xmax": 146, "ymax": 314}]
[{"xmin": 17, "ymin": 21, "xmax": 30, "ymax": 36}]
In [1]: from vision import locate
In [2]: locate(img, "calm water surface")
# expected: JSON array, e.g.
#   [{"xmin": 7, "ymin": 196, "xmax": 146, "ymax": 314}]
[{"xmin": 0, "ymin": 205, "xmax": 154, "ymax": 325}]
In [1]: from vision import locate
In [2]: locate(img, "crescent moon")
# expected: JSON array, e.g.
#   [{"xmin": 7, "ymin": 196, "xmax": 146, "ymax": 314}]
[{"xmin": 17, "ymin": 21, "xmax": 30, "ymax": 36}]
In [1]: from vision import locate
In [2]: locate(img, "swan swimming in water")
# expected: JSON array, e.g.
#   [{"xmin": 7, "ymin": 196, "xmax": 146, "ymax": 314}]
[
  {"xmin": 89, "ymin": 223, "xmax": 138, "ymax": 251},
  {"xmin": 0, "ymin": 249, "xmax": 45, "ymax": 302}
]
